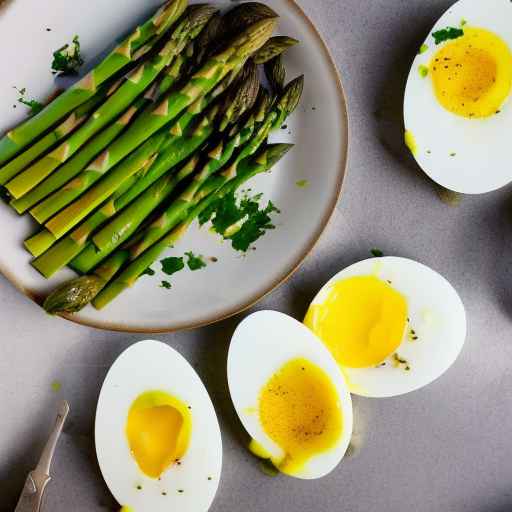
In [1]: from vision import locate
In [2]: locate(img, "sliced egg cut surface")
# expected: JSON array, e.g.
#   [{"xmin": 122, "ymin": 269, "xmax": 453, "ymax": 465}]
[
  {"xmin": 305, "ymin": 275, "xmax": 408, "ymax": 368},
  {"xmin": 126, "ymin": 390, "xmax": 192, "ymax": 479},
  {"xmin": 228, "ymin": 310, "xmax": 353, "ymax": 480},
  {"xmin": 305, "ymin": 257, "xmax": 466, "ymax": 398},
  {"xmin": 95, "ymin": 340, "xmax": 222, "ymax": 512},
  {"xmin": 404, "ymin": 0, "xmax": 512, "ymax": 193}
]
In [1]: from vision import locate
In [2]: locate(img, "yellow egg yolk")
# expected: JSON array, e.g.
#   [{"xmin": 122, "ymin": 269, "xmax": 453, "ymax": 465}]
[
  {"xmin": 304, "ymin": 275, "xmax": 408, "ymax": 368},
  {"xmin": 430, "ymin": 27, "xmax": 512, "ymax": 118},
  {"xmin": 125, "ymin": 390, "xmax": 191, "ymax": 479},
  {"xmin": 258, "ymin": 358, "xmax": 342, "ymax": 476}
]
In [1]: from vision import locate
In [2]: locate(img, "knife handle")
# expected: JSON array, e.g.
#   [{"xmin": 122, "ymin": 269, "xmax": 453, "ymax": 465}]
[{"xmin": 14, "ymin": 472, "xmax": 50, "ymax": 512}]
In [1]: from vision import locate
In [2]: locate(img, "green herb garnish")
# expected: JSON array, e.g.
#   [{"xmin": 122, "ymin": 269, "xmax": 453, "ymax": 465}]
[
  {"xmin": 160, "ymin": 280, "xmax": 172, "ymax": 289},
  {"xmin": 141, "ymin": 267, "xmax": 155, "ymax": 277},
  {"xmin": 200, "ymin": 190, "xmax": 280, "ymax": 253},
  {"xmin": 185, "ymin": 252, "xmax": 206, "ymax": 271},
  {"xmin": 432, "ymin": 27, "xmax": 464, "ymax": 45},
  {"xmin": 14, "ymin": 87, "xmax": 43, "ymax": 115},
  {"xmin": 52, "ymin": 35, "xmax": 84, "ymax": 75},
  {"xmin": 418, "ymin": 43, "xmax": 429, "ymax": 54},
  {"xmin": 161, "ymin": 256, "xmax": 185, "ymax": 276},
  {"xmin": 296, "ymin": 179, "xmax": 309, "ymax": 188},
  {"xmin": 371, "ymin": 248, "xmax": 383, "ymax": 257}
]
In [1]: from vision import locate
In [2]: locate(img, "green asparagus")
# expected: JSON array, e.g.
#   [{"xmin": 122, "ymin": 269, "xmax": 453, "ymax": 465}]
[
  {"xmin": 0, "ymin": 81, "xmax": 120, "ymax": 186},
  {"xmin": 253, "ymin": 36, "xmax": 299, "ymax": 64},
  {"xmin": 92, "ymin": 143, "xmax": 293, "ymax": 309},
  {"xmin": 0, "ymin": 0, "xmax": 187, "ymax": 166},
  {"xmin": 42, "ymin": 143, "xmax": 291, "ymax": 314},
  {"xmin": 26, "ymin": 70, "xmax": 240, "ymax": 264},
  {"xmin": 20, "ymin": 55, "xmax": 188, "ymax": 219},
  {"xmin": 6, "ymin": 5, "xmax": 216, "ymax": 200},
  {"xmin": 43, "ymin": 18, "xmax": 277, "ymax": 239}
]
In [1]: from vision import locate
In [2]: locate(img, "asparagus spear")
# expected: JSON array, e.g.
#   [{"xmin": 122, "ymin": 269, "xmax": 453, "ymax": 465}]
[
  {"xmin": 86, "ymin": 62, "xmax": 260, "ymax": 258},
  {"xmin": 0, "ymin": 81, "xmax": 120, "ymax": 185},
  {"xmin": 30, "ymin": 102, "xmax": 220, "ymax": 276},
  {"xmin": 5, "ymin": 5, "xmax": 216, "ymax": 200},
  {"xmin": 0, "ymin": 0, "xmax": 187, "ymax": 166},
  {"xmin": 252, "ymin": 36, "xmax": 299, "ymax": 64},
  {"xmin": 93, "ymin": 143, "xmax": 293, "ymax": 309},
  {"xmin": 26, "ymin": 70, "xmax": 239, "ymax": 263},
  {"xmin": 43, "ymin": 143, "xmax": 292, "ymax": 314},
  {"xmin": 42, "ymin": 18, "xmax": 277, "ymax": 240},
  {"xmin": 19, "ymin": 55, "xmax": 188, "ymax": 219},
  {"xmin": 73, "ymin": 75, "xmax": 300, "ymax": 274},
  {"xmin": 264, "ymin": 54, "xmax": 286, "ymax": 92}
]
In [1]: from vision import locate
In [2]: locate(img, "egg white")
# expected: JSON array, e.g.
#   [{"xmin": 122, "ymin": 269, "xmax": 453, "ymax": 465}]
[
  {"xmin": 227, "ymin": 310, "xmax": 353, "ymax": 479},
  {"xmin": 309, "ymin": 257, "xmax": 466, "ymax": 398},
  {"xmin": 404, "ymin": 0, "xmax": 512, "ymax": 193},
  {"xmin": 95, "ymin": 340, "xmax": 222, "ymax": 512}
]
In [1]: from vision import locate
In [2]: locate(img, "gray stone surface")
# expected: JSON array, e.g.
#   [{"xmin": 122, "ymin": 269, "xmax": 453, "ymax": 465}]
[{"xmin": 2, "ymin": 1, "xmax": 512, "ymax": 511}]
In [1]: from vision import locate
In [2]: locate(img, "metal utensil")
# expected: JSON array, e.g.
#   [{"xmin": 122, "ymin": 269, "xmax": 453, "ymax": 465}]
[{"xmin": 14, "ymin": 400, "xmax": 70, "ymax": 512}]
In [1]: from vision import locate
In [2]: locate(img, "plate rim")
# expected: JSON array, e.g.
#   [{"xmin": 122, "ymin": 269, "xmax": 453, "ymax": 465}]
[{"xmin": 0, "ymin": 0, "xmax": 350, "ymax": 333}]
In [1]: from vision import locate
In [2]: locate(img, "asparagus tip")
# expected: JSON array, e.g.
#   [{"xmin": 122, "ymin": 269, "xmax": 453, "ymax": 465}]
[{"xmin": 43, "ymin": 275, "xmax": 105, "ymax": 315}]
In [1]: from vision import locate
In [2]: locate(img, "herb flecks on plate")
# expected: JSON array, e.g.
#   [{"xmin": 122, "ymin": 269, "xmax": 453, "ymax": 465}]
[
  {"xmin": 52, "ymin": 35, "xmax": 84, "ymax": 75},
  {"xmin": 161, "ymin": 256, "xmax": 185, "ymax": 277},
  {"xmin": 14, "ymin": 87, "xmax": 43, "ymax": 115},
  {"xmin": 185, "ymin": 252, "xmax": 207, "ymax": 271}
]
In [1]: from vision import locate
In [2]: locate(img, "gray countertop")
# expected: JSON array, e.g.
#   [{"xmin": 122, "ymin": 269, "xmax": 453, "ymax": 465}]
[{"xmin": 2, "ymin": 1, "xmax": 512, "ymax": 511}]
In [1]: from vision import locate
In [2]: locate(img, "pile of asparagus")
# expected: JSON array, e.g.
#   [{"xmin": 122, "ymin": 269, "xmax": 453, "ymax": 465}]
[{"xmin": 0, "ymin": 0, "xmax": 304, "ymax": 314}]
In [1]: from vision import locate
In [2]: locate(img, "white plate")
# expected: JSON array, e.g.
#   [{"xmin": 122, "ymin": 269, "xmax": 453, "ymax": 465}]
[{"xmin": 0, "ymin": 0, "xmax": 348, "ymax": 332}]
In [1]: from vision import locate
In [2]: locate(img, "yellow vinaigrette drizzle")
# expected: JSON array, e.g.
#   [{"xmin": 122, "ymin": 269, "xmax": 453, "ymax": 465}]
[{"xmin": 258, "ymin": 358, "xmax": 342, "ymax": 476}]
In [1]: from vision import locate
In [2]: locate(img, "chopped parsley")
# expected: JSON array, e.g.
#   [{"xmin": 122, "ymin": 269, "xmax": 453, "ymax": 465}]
[
  {"xmin": 160, "ymin": 280, "xmax": 172, "ymax": 289},
  {"xmin": 199, "ymin": 190, "xmax": 280, "ymax": 252},
  {"xmin": 371, "ymin": 248, "xmax": 383, "ymax": 257},
  {"xmin": 185, "ymin": 252, "xmax": 206, "ymax": 271},
  {"xmin": 52, "ymin": 35, "xmax": 84, "ymax": 75},
  {"xmin": 432, "ymin": 27, "xmax": 464, "ymax": 45},
  {"xmin": 141, "ymin": 267, "xmax": 155, "ymax": 277},
  {"xmin": 14, "ymin": 87, "xmax": 43, "ymax": 115},
  {"xmin": 161, "ymin": 256, "xmax": 185, "ymax": 276}
]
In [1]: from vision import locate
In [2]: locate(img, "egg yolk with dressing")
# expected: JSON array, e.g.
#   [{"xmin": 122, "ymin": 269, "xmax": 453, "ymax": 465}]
[
  {"xmin": 126, "ymin": 390, "xmax": 191, "ymax": 479},
  {"xmin": 304, "ymin": 275, "xmax": 408, "ymax": 368},
  {"xmin": 430, "ymin": 27, "xmax": 512, "ymax": 118},
  {"xmin": 258, "ymin": 358, "xmax": 342, "ymax": 476}
]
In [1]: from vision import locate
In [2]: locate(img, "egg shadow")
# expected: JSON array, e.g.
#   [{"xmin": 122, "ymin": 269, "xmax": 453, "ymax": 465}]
[
  {"xmin": 191, "ymin": 315, "xmax": 253, "ymax": 448},
  {"xmin": 373, "ymin": 2, "xmax": 454, "ymax": 195},
  {"xmin": 492, "ymin": 193, "xmax": 512, "ymax": 319}
]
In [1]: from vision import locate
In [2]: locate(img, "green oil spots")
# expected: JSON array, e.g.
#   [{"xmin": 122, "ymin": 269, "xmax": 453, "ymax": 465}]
[
  {"xmin": 295, "ymin": 179, "xmax": 309, "ymax": 188},
  {"xmin": 419, "ymin": 43, "xmax": 429, "ymax": 55},
  {"xmin": 51, "ymin": 380, "xmax": 62, "ymax": 393},
  {"xmin": 418, "ymin": 64, "xmax": 429, "ymax": 78}
]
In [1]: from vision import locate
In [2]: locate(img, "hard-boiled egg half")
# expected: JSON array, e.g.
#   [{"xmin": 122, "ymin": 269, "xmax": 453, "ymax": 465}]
[
  {"xmin": 95, "ymin": 340, "xmax": 222, "ymax": 512},
  {"xmin": 404, "ymin": 0, "xmax": 512, "ymax": 193},
  {"xmin": 228, "ymin": 310, "xmax": 353, "ymax": 479},
  {"xmin": 305, "ymin": 257, "xmax": 466, "ymax": 398}
]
